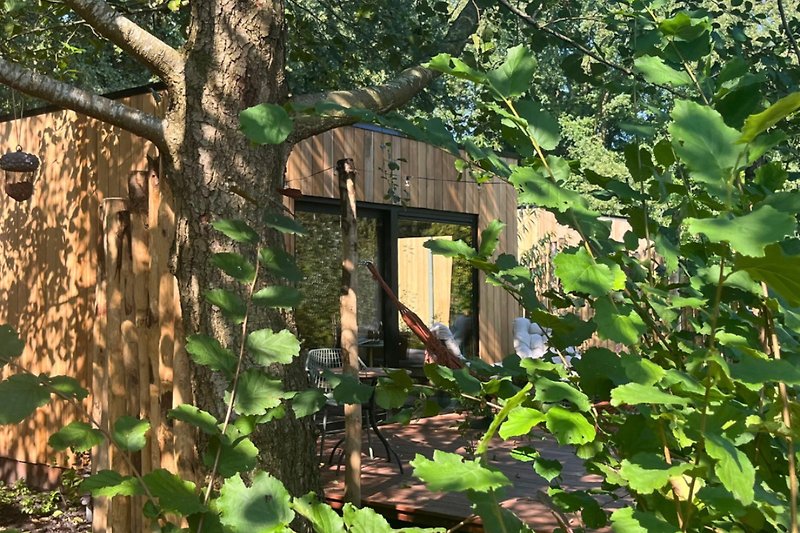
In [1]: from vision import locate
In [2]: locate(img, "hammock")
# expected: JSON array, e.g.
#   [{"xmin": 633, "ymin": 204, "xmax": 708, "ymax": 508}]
[{"xmin": 362, "ymin": 261, "xmax": 464, "ymax": 369}]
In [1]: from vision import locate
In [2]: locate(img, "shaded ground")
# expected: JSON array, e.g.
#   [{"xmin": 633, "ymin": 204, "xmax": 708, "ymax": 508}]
[{"xmin": 0, "ymin": 491, "xmax": 90, "ymax": 533}]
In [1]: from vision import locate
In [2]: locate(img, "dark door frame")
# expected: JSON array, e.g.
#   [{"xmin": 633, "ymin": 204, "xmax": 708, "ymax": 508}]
[{"xmin": 294, "ymin": 197, "xmax": 479, "ymax": 367}]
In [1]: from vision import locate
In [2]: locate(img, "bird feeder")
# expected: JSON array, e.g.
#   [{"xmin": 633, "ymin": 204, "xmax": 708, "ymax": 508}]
[{"xmin": 0, "ymin": 146, "xmax": 39, "ymax": 202}]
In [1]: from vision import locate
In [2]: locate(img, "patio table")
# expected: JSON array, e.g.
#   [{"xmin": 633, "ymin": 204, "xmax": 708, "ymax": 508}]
[
  {"xmin": 357, "ymin": 338, "xmax": 384, "ymax": 366},
  {"xmin": 329, "ymin": 367, "xmax": 407, "ymax": 472}
]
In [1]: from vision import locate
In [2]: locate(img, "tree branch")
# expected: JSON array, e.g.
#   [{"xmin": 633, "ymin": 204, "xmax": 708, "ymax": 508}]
[
  {"xmin": 496, "ymin": 0, "xmax": 682, "ymax": 98},
  {"xmin": 777, "ymin": 0, "xmax": 800, "ymax": 65},
  {"xmin": 64, "ymin": 0, "xmax": 184, "ymax": 88},
  {"xmin": 288, "ymin": 1, "xmax": 479, "ymax": 142},
  {"xmin": 0, "ymin": 57, "xmax": 166, "ymax": 149}
]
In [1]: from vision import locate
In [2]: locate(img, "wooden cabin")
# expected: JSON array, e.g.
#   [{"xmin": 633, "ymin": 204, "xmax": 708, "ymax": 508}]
[{"xmin": 0, "ymin": 88, "xmax": 522, "ymax": 493}]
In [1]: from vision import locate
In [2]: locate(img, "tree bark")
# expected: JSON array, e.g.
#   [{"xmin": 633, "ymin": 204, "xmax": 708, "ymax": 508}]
[
  {"xmin": 337, "ymin": 158, "xmax": 361, "ymax": 505},
  {"xmin": 161, "ymin": 0, "xmax": 321, "ymax": 499}
]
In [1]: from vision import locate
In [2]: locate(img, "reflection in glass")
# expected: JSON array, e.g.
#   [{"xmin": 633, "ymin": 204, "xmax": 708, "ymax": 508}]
[
  {"xmin": 397, "ymin": 220, "xmax": 476, "ymax": 357},
  {"xmin": 294, "ymin": 211, "xmax": 382, "ymax": 354}
]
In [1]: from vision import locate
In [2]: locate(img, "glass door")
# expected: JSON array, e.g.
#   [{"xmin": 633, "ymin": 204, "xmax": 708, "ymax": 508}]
[
  {"xmin": 294, "ymin": 210, "xmax": 383, "ymax": 362},
  {"xmin": 396, "ymin": 219, "xmax": 477, "ymax": 358}
]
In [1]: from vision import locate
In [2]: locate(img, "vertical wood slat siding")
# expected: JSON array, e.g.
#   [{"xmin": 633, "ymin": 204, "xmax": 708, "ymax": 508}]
[{"xmin": 0, "ymin": 107, "xmax": 103, "ymax": 480}]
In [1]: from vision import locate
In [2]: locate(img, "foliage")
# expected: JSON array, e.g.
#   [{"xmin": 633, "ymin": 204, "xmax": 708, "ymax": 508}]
[
  {"xmin": 2, "ymin": 1, "xmax": 800, "ymax": 531},
  {"xmin": 361, "ymin": 25, "xmax": 800, "ymax": 530},
  {"xmin": 0, "ymin": 478, "xmax": 67, "ymax": 517}
]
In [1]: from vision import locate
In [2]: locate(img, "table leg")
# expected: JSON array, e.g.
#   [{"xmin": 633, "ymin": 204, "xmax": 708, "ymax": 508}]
[{"xmin": 367, "ymin": 386, "xmax": 403, "ymax": 473}]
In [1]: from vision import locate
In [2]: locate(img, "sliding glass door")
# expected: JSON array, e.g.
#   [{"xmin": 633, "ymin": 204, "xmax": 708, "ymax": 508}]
[{"xmin": 397, "ymin": 219, "xmax": 476, "ymax": 358}]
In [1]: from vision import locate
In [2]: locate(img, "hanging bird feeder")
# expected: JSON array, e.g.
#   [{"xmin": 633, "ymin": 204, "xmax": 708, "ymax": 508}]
[{"xmin": 0, "ymin": 146, "xmax": 39, "ymax": 202}]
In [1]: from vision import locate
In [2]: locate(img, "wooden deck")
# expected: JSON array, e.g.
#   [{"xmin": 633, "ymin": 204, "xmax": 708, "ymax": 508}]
[{"xmin": 320, "ymin": 412, "xmax": 616, "ymax": 531}]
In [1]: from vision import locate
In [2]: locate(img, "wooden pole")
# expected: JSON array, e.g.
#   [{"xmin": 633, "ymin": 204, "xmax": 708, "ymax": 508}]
[
  {"xmin": 102, "ymin": 198, "xmax": 133, "ymax": 532},
  {"xmin": 338, "ymin": 158, "xmax": 362, "ymax": 505}
]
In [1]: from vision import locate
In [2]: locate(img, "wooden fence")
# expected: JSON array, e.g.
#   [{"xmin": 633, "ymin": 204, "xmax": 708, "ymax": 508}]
[{"xmin": 0, "ymin": 94, "xmax": 194, "ymax": 532}]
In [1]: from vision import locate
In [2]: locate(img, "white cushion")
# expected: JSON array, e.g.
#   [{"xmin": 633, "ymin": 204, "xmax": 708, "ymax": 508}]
[{"xmin": 430, "ymin": 322, "xmax": 463, "ymax": 359}]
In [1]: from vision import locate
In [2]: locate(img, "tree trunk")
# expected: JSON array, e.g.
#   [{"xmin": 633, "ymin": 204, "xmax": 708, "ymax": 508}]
[{"xmin": 160, "ymin": 0, "xmax": 321, "ymax": 499}]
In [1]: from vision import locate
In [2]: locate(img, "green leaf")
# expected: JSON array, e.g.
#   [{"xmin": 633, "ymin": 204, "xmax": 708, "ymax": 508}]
[
  {"xmin": 478, "ymin": 220, "xmax": 505, "ymax": 258},
  {"xmin": 291, "ymin": 389, "xmax": 327, "ymax": 419},
  {"xmin": 618, "ymin": 453, "xmax": 694, "ymax": 494},
  {"xmin": 211, "ymin": 219, "xmax": 259, "ymax": 244},
  {"xmin": 422, "ymin": 238, "xmax": 476, "ymax": 259},
  {"xmin": 168, "ymin": 404, "xmax": 220, "ymax": 435},
  {"xmin": 331, "ymin": 373, "xmax": 373, "ymax": 404},
  {"xmin": 426, "ymin": 53, "xmax": 486, "ymax": 84},
  {"xmin": 0, "ymin": 374, "xmax": 51, "ymax": 424},
  {"xmin": 374, "ymin": 382, "xmax": 410, "ymax": 410},
  {"xmin": 735, "ymin": 244, "xmax": 800, "ymax": 305},
  {"xmin": 143, "ymin": 469, "xmax": 205, "ymax": 516},
  {"xmin": 342, "ymin": 503, "xmax": 394, "ymax": 533},
  {"xmin": 669, "ymin": 100, "xmax": 744, "ymax": 200},
  {"xmin": 203, "ymin": 434, "xmax": 259, "ymax": 477},
  {"xmin": 610, "ymin": 383, "xmax": 690, "ymax": 407},
  {"xmin": 729, "ymin": 350, "xmax": 800, "ymax": 385},
  {"xmin": 740, "ymin": 91, "xmax": 800, "ymax": 143},
  {"xmin": 633, "ymin": 55, "xmax": 692, "ymax": 86},
  {"xmin": 112, "ymin": 416, "xmax": 150, "ymax": 452},
  {"xmin": 263, "ymin": 212, "xmax": 306, "ymax": 235},
  {"xmin": 498, "ymin": 406, "xmax": 546, "ymax": 439},
  {"xmin": 486, "ymin": 44, "xmax": 536, "ymax": 98},
  {"xmin": 259, "ymin": 248, "xmax": 303, "ymax": 282},
  {"xmin": 0, "ymin": 324, "xmax": 24, "ymax": 364},
  {"xmin": 45, "ymin": 375, "xmax": 89, "ymax": 400},
  {"xmin": 686, "ymin": 206, "xmax": 795, "ymax": 257},
  {"xmin": 235, "ymin": 370, "xmax": 284, "ymax": 415},
  {"xmin": 593, "ymin": 299, "xmax": 646, "ymax": 345},
  {"xmin": 49, "ymin": 422, "xmax": 104, "ymax": 452},
  {"xmin": 468, "ymin": 491, "xmax": 532, "ymax": 533},
  {"xmin": 621, "ymin": 355, "xmax": 666, "ymax": 386},
  {"xmin": 554, "ymin": 248, "xmax": 625, "ymax": 297},
  {"xmin": 252, "ymin": 286, "xmax": 302, "ymax": 308},
  {"xmin": 610, "ymin": 507, "xmax": 679, "ymax": 532},
  {"xmin": 217, "ymin": 472, "xmax": 294, "ymax": 532},
  {"xmin": 411, "ymin": 450, "xmax": 510, "ymax": 492},
  {"xmin": 516, "ymin": 100, "xmax": 561, "ymax": 151},
  {"xmin": 534, "ymin": 378, "xmax": 591, "ymax": 412},
  {"xmin": 81, "ymin": 470, "xmax": 141, "ymax": 497},
  {"xmin": 655, "ymin": 231, "xmax": 680, "ymax": 275},
  {"xmin": 533, "ymin": 456, "xmax": 563, "ymax": 483},
  {"xmin": 185, "ymin": 335, "xmax": 237, "ymax": 378},
  {"xmin": 204, "ymin": 289, "xmax": 247, "ymax": 324},
  {"xmin": 240, "ymin": 103, "xmax": 293, "ymax": 145},
  {"xmin": 247, "ymin": 329, "xmax": 300, "ymax": 366},
  {"xmin": 704, "ymin": 432, "xmax": 755, "ymax": 505},
  {"xmin": 211, "ymin": 253, "xmax": 256, "ymax": 282},
  {"xmin": 545, "ymin": 406, "xmax": 595, "ymax": 446},
  {"xmin": 292, "ymin": 492, "xmax": 345, "ymax": 533},
  {"xmin": 510, "ymin": 165, "xmax": 592, "ymax": 214}
]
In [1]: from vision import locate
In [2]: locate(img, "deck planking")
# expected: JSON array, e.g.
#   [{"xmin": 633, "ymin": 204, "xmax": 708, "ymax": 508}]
[{"xmin": 321, "ymin": 412, "xmax": 617, "ymax": 532}]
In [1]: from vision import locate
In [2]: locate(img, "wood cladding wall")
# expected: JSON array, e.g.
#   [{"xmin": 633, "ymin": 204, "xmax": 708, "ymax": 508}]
[{"xmin": 285, "ymin": 126, "xmax": 521, "ymax": 362}]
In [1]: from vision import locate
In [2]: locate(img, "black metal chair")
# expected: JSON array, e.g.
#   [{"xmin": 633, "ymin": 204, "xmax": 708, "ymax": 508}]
[{"xmin": 305, "ymin": 348, "xmax": 344, "ymax": 462}]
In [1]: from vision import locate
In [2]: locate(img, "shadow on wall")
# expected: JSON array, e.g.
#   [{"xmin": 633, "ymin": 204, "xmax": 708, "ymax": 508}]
[{"xmin": 0, "ymin": 107, "xmax": 150, "ymax": 484}]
